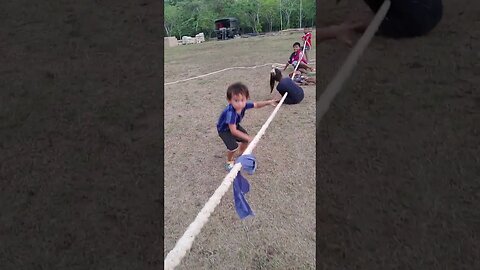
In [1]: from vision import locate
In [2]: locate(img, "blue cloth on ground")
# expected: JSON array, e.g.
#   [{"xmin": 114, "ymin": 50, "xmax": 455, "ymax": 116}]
[
  {"xmin": 233, "ymin": 172, "xmax": 254, "ymax": 219},
  {"xmin": 233, "ymin": 154, "xmax": 257, "ymax": 219}
]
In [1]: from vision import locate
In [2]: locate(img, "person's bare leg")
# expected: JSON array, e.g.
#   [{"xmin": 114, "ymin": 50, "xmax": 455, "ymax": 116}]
[
  {"xmin": 298, "ymin": 68, "xmax": 308, "ymax": 74},
  {"xmin": 317, "ymin": 12, "xmax": 373, "ymax": 47},
  {"xmin": 335, "ymin": 24, "xmax": 357, "ymax": 47},
  {"xmin": 317, "ymin": 25, "xmax": 343, "ymax": 42},
  {"xmin": 318, "ymin": 23, "xmax": 360, "ymax": 47},
  {"xmin": 298, "ymin": 62, "xmax": 314, "ymax": 71},
  {"xmin": 271, "ymin": 91, "xmax": 282, "ymax": 103},
  {"xmin": 226, "ymin": 149, "xmax": 236, "ymax": 163},
  {"xmin": 348, "ymin": 13, "xmax": 374, "ymax": 33},
  {"xmin": 238, "ymin": 142, "xmax": 248, "ymax": 155},
  {"xmin": 275, "ymin": 91, "xmax": 283, "ymax": 101},
  {"xmin": 290, "ymin": 69, "xmax": 306, "ymax": 77},
  {"xmin": 306, "ymin": 77, "xmax": 316, "ymax": 84}
]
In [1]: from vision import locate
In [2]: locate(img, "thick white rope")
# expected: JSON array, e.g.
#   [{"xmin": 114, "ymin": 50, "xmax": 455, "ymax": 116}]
[
  {"xmin": 164, "ymin": 91, "xmax": 289, "ymax": 270},
  {"xmin": 317, "ymin": 0, "xmax": 390, "ymax": 122}
]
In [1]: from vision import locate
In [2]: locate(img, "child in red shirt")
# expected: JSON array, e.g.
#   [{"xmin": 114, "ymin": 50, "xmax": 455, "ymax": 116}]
[
  {"xmin": 284, "ymin": 42, "xmax": 315, "ymax": 73},
  {"xmin": 302, "ymin": 28, "xmax": 313, "ymax": 62}
]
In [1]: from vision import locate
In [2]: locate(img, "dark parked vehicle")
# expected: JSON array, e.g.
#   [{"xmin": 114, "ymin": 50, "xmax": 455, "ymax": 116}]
[{"xmin": 214, "ymin": 17, "xmax": 240, "ymax": 40}]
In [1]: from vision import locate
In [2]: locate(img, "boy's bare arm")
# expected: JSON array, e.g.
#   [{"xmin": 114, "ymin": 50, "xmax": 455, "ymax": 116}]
[
  {"xmin": 229, "ymin": 124, "xmax": 252, "ymax": 142},
  {"xmin": 254, "ymin": 100, "xmax": 276, "ymax": 108}
]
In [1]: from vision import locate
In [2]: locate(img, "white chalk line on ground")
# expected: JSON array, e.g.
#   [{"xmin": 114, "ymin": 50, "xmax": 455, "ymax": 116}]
[
  {"xmin": 164, "ymin": 61, "xmax": 316, "ymax": 86},
  {"xmin": 164, "ymin": 92, "xmax": 289, "ymax": 270}
]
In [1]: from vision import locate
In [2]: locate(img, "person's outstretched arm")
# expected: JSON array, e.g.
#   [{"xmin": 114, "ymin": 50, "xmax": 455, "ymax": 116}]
[{"xmin": 254, "ymin": 100, "xmax": 277, "ymax": 108}]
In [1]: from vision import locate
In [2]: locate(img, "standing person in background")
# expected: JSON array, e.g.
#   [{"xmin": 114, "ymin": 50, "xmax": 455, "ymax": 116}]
[{"xmin": 302, "ymin": 28, "xmax": 313, "ymax": 62}]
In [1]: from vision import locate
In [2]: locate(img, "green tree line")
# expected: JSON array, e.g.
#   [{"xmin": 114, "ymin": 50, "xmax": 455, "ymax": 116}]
[{"xmin": 164, "ymin": 0, "xmax": 316, "ymax": 39}]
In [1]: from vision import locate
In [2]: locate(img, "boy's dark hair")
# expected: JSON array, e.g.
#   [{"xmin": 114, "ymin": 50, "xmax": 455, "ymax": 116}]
[
  {"xmin": 269, "ymin": 68, "xmax": 282, "ymax": 93},
  {"xmin": 293, "ymin": 42, "xmax": 301, "ymax": 48},
  {"xmin": 226, "ymin": 82, "xmax": 250, "ymax": 100}
]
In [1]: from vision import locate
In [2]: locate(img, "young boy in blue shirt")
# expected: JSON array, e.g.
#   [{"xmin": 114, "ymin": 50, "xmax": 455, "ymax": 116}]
[{"xmin": 217, "ymin": 82, "xmax": 276, "ymax": 171}]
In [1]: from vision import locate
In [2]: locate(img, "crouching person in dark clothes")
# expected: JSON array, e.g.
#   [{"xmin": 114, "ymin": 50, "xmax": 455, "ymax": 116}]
[{"xmin": 270, "ymin": 68, "xmax": 305, "ymax": 105}]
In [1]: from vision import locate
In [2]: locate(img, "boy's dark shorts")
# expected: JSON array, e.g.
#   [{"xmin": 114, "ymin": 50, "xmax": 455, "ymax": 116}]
[
  {"xmin": 364, "ymin": 0, "xmax": 443, "ymax": 38},
  {"xmin": 218, "ymin": 125, "xmax": 248, "ymax": 151}
]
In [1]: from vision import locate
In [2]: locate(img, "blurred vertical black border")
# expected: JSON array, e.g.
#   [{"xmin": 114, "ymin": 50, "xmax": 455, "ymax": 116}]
[
  {"xmin": 315, "ymin": 1, "xmax": 320, "ymax": 268},
  {"xmin": 0, "ymin": 0, "xmax": 164, "ymax": 269},
  {"xmin": 315, "ymin": 1, "xmax": 321, "ymax": 268}
]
